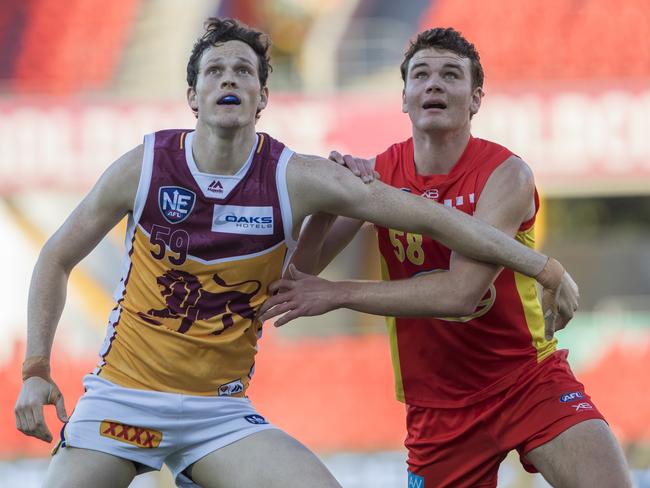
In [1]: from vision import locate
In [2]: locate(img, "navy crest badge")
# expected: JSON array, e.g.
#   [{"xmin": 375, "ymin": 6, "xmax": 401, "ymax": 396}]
[{"xmin": 159, "ymin": 186, "xmax": 196, "ymax": 224}]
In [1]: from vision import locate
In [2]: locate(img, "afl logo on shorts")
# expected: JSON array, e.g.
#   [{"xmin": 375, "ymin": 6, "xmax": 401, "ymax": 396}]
[
  {"xmin": 159, "ymin": 186, "xmax": 196, "ymax": 224},
  {"xmin": 559, "ymin": 391, "xmax": 584, "ymax": 403}
]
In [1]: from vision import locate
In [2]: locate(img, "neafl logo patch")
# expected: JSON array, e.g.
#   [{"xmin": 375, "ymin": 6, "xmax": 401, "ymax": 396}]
[
  {"xmin": 212, "ymin": 205, "xmax": 274, "ymax": 235},
  {"xmin": 159, "ymin": 186, "xmax": 196, "ymax": 224},
  {"xmin": 100, "ymin": 420, "xmax": 162, "ymax": 448}
]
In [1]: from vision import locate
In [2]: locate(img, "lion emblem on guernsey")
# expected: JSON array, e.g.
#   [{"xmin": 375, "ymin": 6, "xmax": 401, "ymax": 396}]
[{"xmin": 138, "ymin": 270, "xmax": 261, "ymax": 334}]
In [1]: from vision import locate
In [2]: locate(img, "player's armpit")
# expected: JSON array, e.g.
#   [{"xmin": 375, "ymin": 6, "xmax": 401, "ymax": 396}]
[{"xmin": 292, "ymin": 215, "xmax": 365, "ymax": 276}]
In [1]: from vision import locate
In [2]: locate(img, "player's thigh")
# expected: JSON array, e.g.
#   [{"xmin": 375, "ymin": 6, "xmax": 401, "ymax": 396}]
[
  {"xmin": 526, "ymin": 419, "xmax": 631, "ymax": 488},
  {"xmin": 190, "ymin": 428, "xmax": 341, "ymax": 488},
  {"xmin": 43, "ymin": 446, "xmax": 137, "ymax": 488}
]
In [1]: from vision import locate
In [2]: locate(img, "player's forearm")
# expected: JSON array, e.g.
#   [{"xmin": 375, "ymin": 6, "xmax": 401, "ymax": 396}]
[
  {"xmin": 26, "ymin": 248, "xmax": 71, "ymax": 359},
  {"xmin": 425, "ymin": 204, "xmax": 547, "ymax": 277},
  {"xmin": 337, "ymin": 274, "xmax": 474, "ymax": 317},
  {"xmin": 291, "ymin": 214, "xmax": 337, "ymax": 275}
]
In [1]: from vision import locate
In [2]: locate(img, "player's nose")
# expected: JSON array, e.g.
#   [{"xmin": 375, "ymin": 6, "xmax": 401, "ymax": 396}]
[{"xmin": 425, "ymin": 76, "xmax": 444, "ymax": 93}]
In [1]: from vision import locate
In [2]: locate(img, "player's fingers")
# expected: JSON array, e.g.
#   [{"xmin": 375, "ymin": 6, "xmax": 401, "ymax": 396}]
[
  {"xmin": 329, "ymin": 150, "xmax": 344, "ymax": 165},
  {"xmin": 22, "ymin": 408, "xmax": 38, "ymax": 436},
  {"xmin": 554, "ymin": 312, "xmax": 570, "ymax": 334},
  {"xmin": 274, "ymin": 309, "xmax": 303, "ymax": 327},
  {"xmin": 373, "ymin": 170, "xmax": 382, "ymax": 180},
  {"xmin": 52, "ymin": 388, "xmax": 68, "ymax": 422},
  {"xmin": 258, "ymin": 293, "xmax": 289, "ymax": 317},
  {"xmin": 31, "ymin": 406, "xmax": 53, "ymax": 443},
  {"xmin": 342, "ymin": 154, "xmax": 360, "ymax": 175},
  {"xmin": 259, "ymin": 301, "xmax": 296, "ymax": 323},
  {"xmin": 268, "ymin": 279, "xmax": 295, "ymax": 293},
  {"xmin": 15, "ymin": 408, "xmax": 27, "ymax": 434},
  {"xmin": 355, "ymin": 158, "xmax": 374, "ymax": 183},
  {"xmin": 544, "ymin": 309, "xmax": 555, "ymax": 341}
]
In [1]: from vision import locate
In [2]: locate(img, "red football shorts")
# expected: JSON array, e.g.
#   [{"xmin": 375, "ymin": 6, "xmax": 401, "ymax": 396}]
[{"xmin": 405, "ymin": 350, "xmax": 605, "ymax": 488}]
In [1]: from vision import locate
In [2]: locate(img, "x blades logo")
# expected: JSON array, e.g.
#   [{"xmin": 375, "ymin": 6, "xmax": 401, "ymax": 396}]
[
  {"xmin": 572, "ymin": 402, "xmax": 593, "ymax": 412},
  {"xmin": 421, "ymin": 188, "xmax": 439, "ymax": 200},
  {"xmin": 100, "ymin": 420, "xmax": 162, "ymax": 448}
]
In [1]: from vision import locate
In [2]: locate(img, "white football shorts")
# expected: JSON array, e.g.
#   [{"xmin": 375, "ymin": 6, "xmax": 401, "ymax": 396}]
[{"xmin": 56, "ymin": 374, "xmax": 277, "ymax": 487}]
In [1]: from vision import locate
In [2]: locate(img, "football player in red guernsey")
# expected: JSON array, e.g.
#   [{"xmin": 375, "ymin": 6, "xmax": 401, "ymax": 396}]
[{"xmin": 260, "ymin": 27, "xmax": 631, "ymax": 488}]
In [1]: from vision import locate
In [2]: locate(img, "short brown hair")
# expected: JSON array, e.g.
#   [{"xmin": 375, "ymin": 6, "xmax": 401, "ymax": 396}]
[
  {"xmin": 187, "ymin": 17, "xmax": 272, "ymax": 89},
  {"xmin": 400, "ymin": 27, "xmax": 483, "ymax": 90}
]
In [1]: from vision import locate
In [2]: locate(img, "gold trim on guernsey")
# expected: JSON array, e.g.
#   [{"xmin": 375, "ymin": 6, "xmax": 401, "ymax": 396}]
[
  {"xmin": 513, "ymin": 225, "xmax": 557, "ymax": 361},
  {"xmin": 380, "ymin": 254, "xmax": 406, "ymax": 403},
  {"xmin": 256, "ymin": 133, "xmax": 265, "ymax": 154},
  {"xmin": 180, "ymin": 131, "xmax": 186, "ymax": 150}
]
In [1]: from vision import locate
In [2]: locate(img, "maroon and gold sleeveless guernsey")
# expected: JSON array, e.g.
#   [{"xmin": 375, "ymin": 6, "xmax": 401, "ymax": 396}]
[
  {"xmin": 94, "ymin": 130, "xmax": 296, "ymax": 396},
  {"xmin": 375, "ymin": 136, "xmax": 556, "ymax": 408}
]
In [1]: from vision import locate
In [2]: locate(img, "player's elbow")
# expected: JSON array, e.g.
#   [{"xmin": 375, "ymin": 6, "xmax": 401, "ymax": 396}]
[{"xmin": 435, "ymin": 288, "xmax": 484, "ymax": 317}]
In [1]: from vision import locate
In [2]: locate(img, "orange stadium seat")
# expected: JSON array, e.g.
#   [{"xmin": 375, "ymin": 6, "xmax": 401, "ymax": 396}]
[
  {"xmin": 420, "ymin": 0, "xmax": 650, "ymax": 82},
  {"xmin": 13, "ymin": 0, "xmax": 141, "ymax": 94}
]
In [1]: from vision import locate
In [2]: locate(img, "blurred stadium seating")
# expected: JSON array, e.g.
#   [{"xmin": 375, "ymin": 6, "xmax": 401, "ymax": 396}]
[{"xmin": 1, "ymin": 1, "xmax": 648, "ymax": 487}]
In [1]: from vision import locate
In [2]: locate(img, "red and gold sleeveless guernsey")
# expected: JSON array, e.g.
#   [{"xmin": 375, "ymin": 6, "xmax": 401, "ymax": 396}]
[
  {"xmin": 375, "ymin": 136, "xmax": 556, "ymax": 408},
  {"xmin": 94, "ymin": 130, "xmax": 296, "ymax": 396}
]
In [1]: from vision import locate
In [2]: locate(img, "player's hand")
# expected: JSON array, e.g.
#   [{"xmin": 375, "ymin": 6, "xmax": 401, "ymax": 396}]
[
  {"xmin": 258, "ymin": 265, "xmax": 343, "ymax": 326},
  {"xmin": 15, "ymin": 376, "xmax": 68, "ymax": 443},
  {"xmin": 329, "ymin": 150, "xmax": 378, "ymax": 183},
  {"xmin": 542, "ymin": 271, "xmax": 579, "ymax": 340}
]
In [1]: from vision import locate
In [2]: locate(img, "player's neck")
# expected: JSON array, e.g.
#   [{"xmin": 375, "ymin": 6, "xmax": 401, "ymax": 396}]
[
  {"xmin": 412, "ymin": 126, "xmax": 471, "ymax": 176},
  {"xmin": 192, "ymin": 124, "xmax": 257, "ymax": 175}
]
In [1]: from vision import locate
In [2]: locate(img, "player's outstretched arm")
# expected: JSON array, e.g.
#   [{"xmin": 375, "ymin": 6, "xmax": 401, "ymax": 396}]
[
  {"xmin": 15, "ymin": 145, "xmax": 143, "ymax": 443},
  {"xmin": 277, "ymin": 157, "xmax": 574, "ymax": 335},
  {"xmin": 290, "ymin": 153, "xmax": 548, "ymax": 277}
]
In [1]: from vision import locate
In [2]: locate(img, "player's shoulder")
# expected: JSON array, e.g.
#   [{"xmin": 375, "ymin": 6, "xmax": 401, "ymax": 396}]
[
  {"xmin": 111, "ymin": 144, "xmax": 144, "ymax": 181},
  {"xmin": 489, "ymin": 155, "xmax": 535, "ymax": 192},
  {"xmin": 93, "ymin": 143, "xmax": 144, "ymax": 213}
]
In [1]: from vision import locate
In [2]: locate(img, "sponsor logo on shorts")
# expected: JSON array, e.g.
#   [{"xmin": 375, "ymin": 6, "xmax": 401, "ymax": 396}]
[
  {"xmin": 212, "ymin": 205, "xmax": 274, "ymax": 235},
  {"xmin": 408, "ymin": 471, "xmax": 425, "ymax": 488},
  {"xmin": 218, "ymin": 379, "xmax": 245, "ymax": 396},
  {"xmin": 572, "ymin": 402, "xmax": 593, "ymax": 412},
  {"xmin": 560, "ymin": 391, "xmax": 584, "ymax": 403},
  {"xmin": 100, "ymin": 420, "xmax": 162, "ymax": 448},
  {"xmin": 244, "ymin": 414, "xmax": 268, "ymax": 425},
  {"xmin": 159, "ymin": 186, "xmax": 196, "ymax": 224}
]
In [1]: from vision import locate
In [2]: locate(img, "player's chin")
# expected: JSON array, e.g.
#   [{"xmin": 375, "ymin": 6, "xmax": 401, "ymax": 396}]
[
  {"xmin": 212, "ymin": 115, "xmax": 251, "ymax": 129},
  {"xmin": 413, "ymin": 115, "xmax": 452, "ymax": 132}
]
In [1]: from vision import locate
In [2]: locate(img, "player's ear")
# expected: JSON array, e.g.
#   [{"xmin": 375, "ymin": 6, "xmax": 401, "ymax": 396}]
[
  {"xmin": 470, "ymin": 86, "xmax": 484, "ymax": 116},
  {"xmin": 187, "ymin": 86, "xmax": 199, "ymax": 118},
  {"xmin": 258, "ymin": 85, "xmax": 269, "ymax": 113},
  {"xmin": 402, "ymin": 86, "xmax": 408, "ymax": 114}
]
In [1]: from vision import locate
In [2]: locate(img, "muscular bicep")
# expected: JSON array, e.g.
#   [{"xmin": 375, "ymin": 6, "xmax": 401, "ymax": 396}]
[
  {"xmin": 449, "ymin": 156, "xmax": 537, "ymax": 295},
  {"xmin": 42, "ymin": 145, "xmax": 143, "ymax": 270}
]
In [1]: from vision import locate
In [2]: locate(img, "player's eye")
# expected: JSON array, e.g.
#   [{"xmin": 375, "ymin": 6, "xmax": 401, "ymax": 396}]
[
  {"xmin": 414, "ymin": 71, "xmax": 427, "ymax": 79},
  {"xmin": 443, "ymin": 71, "xmax": 459, "ymax": 79}
]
